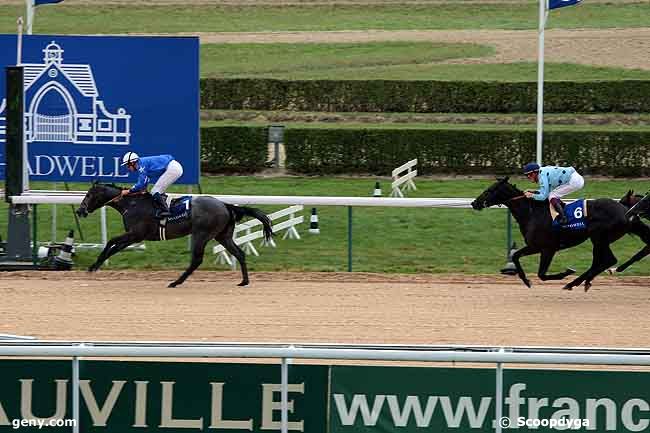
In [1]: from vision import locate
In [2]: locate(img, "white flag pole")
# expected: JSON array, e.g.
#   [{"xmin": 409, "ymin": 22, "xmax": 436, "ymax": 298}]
[
  {"xmin": 16, "ymin": 17, "xmax": 24, "ymax": 65},
  {"xmin": 536, "ymin": 0, "xmax": 548, "ymax": 165},
  {"xmin": 25, "ymin": 0, "xmax": 34, "ymax": 35}
]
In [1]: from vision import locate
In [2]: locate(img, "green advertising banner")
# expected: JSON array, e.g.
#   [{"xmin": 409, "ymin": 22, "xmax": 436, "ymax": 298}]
[
  {"xmin": 0, "ymin": 360, "xmax": 328, "ymax": 433},
  {"xmin": 330, "ymin": 365, "xmax": 650, "ymax": 433}
]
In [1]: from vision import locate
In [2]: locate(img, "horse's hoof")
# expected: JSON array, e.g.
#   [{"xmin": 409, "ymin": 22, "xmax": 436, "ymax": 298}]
[
  {"xmin": 584, "ymin": 282, "xmax": 592, "ymax": 292},
  {"xmin": 238, "ymin": 281, "xmax": 249, "ymax": 287},
  {"xmin": 168, "ymin": 282, "xmax": 178, "ymax": 288},
  {"xmin": 607, "ymin": 268, "xmax": 616, "ymax": 275},
  {"xmin": 523, "ymin": 279, "xmax": 532, "ymax": 288},
  {"xmin": 87, "ymin": 266, "xmax": 96, "ymax": 273},
  {"xmin": 563, "ymin": 284, "xmax": 573, "ymax": 291}
]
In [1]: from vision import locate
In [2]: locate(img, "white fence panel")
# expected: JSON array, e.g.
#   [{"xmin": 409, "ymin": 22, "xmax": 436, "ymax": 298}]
[{"xmin": 391, "ymin": 159, "xmax": 418, "ymax": 197}]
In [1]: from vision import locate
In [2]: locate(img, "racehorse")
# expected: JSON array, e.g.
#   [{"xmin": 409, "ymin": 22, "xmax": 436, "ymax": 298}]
[
  {"xmin": 471, "ymin": 177, "xmax": 650, "ymax": 291},
  {"xmin": 76, "ymin": 182, "xmax": 273, "ymax": 287}
]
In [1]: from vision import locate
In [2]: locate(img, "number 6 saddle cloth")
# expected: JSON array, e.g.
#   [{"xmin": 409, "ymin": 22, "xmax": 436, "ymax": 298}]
[{"xmin": 551, "ymin": 199, "xmax": 588, "ymax": 231}]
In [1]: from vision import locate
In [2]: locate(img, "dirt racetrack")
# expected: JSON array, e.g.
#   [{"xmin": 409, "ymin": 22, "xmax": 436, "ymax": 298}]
[{"xmin": 1, "ymin": 271, "xmax": 649, "ymax": 348}]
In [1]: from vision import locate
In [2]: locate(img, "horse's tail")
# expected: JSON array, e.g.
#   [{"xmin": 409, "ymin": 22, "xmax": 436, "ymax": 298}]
[{"xmin": 225, "ymin": 203, "xmax": 274, "ymax": 241}]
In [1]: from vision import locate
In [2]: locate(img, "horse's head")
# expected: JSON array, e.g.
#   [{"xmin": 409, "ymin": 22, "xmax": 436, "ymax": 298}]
[
  {"xmin": 76, "ymin": 182, "xmax": 122, "ymax": 218},
  {"xmin": 471, "ymin": 176, "xmax": 523, "ymax": 211}
]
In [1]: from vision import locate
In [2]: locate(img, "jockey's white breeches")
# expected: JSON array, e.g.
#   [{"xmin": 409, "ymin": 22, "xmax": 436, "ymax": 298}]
[
  {"xmin": 548, "ymin": 172, "xmax": 584, "ymax": 200},
  {"xmin": 151, "ymin": 160, "xmax": 183, "ymax": 194}
]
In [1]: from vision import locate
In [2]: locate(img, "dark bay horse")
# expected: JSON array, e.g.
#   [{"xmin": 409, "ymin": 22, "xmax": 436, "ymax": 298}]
[
  {"xmin": 471, "ymin": 178, "xmax": 650, "ymax": 291},
  {"xmin": 76, "ymin": 183, "xmax": 273, "ymax": 287}
]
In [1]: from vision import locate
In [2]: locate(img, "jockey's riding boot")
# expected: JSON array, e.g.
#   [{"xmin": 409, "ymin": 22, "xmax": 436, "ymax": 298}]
[
  {"xmin": 550, "ymin": 198, "xmax": 568, "ymax": 225},
  {"xmin": 152, "ymin": 192, "xmax": 171, "ymax": 219}
]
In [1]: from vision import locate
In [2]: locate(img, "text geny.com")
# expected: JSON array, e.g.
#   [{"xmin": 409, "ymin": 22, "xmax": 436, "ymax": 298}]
[{"xmin": 12, "ymin": 418, "xmax": 76, "ymax": 430}]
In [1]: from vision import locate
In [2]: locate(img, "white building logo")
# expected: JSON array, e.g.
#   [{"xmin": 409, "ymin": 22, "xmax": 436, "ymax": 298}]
[{"xmin": 0, "ymin": 40, "xmax": 131, "ymax": 146}]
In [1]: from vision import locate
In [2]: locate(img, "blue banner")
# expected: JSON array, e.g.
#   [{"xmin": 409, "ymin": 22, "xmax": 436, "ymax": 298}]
[
  {"xmin": 34, "ymin": 0, "xmax": 63, "ymax": 5},
  {"xmin": 549, "ymin": 0, "xmax": 582, "ymax": 10},
  {"xmin": 0, "ymin": 35, "xmax": 200, "ymax": 184}
]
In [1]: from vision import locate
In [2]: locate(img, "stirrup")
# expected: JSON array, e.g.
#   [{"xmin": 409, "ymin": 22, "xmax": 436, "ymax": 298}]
[{"xmin": 156, "ymin": 209, "xmax": 171, "ymax": 218}]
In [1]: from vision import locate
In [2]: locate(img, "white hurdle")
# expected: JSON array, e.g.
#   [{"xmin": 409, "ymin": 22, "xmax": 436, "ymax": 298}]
[
  {"xmin": 391, "ymin": 159, "xmax": 418, "ymax": 198},
  {"xmin": 213, "ymin": 205, "xmax": 304, "ymax": 268}
]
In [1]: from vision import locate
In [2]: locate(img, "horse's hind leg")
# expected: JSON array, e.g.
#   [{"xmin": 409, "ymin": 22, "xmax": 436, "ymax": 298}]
[
  {"xmin": 218, "ymin": 236, "xmax": 249, "ymax": 286},
  {"xmin": 168, "ymin": 232, "xmax": 211, "ymax": 288},
  {"xmin": 537, "ymin": 249, "xmax": 575, "ymax": 281},
  {"xmin": 564, "ymin": 241, "xmax": 617, "ymax": 292}
]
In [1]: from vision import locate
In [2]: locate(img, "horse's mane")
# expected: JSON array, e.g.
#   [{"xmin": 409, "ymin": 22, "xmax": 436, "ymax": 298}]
[
  {"xmin": 495, "ymin": 178, "xmax": 525, "ymax": 199},
  {"xmin": 506, "ymin": 180, "xmax": 524, "ymax": 196},
  {"xmin": 92, "ymin": 181, "xmax": 122, "ymax": 189}
]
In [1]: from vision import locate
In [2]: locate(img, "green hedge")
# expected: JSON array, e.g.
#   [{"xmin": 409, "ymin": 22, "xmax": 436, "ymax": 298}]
[
  {"xmin": 200, "ymin": 126, "xmax": 268, "ymax": 173},
  {"xmin": 284, "ymin": 128, "xmax": 650, "ymax": 176},
  {"xmin": 199, "ymin": 126, "xmax": 650, "ymax": 176},
  {"xmin": 200, "ymin": 79, "xmax": 650, "ymax": 113}
]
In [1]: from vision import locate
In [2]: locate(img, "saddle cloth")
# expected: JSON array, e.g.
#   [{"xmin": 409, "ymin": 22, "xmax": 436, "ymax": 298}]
[
  {"xmin": 158, "ymin": 196, "xmax": 192, "ymax": 240},
  {"xmin": 551, "ymin": 199, "xmax": 588, "ymax": 231}
]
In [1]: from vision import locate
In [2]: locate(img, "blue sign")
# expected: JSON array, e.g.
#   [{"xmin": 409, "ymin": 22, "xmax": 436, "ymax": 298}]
[
  {"xmin": 34, "ymin": 0, "xmax": 64, "ymax": 5},
  {"xmin": 0, "ymin": 35, "xmax": 199, "ymax": 184},
  {"xmin": 549, "ymin": 0, "xmax": 582, "ymax": 10}
]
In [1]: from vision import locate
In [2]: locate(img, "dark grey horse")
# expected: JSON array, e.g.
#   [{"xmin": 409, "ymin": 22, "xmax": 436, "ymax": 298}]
[
  {"xmin": 471, "ymin": 177, "xmax": 650, "ymax": 291},
  {"xmin": 75, "ymin": 182, "xmax": 273, "ymax": 287}
]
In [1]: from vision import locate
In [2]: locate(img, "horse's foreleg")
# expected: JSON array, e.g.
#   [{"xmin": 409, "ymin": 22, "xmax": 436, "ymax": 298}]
[
  {"xmin": 88, "ymin": 232, "xmax": 139, "ymax": 272},
  {"xmin": 537, "ymin": 249, "xmax": 575, "ymax": 281},
  {"xmin": 218, "ymin": 237, "xmax": 249, "ymax": 286},
  {"xmin": 511, "ymin": 245, "xmax": 539, "ymax": 288},
  {"xmin": 613, "ymin": 221, "xmax": 650, "ymax": 273},
  {"xmin": 613, "ymin": 246, "xmax": 650, "ymax": 274},
  {"xmin": 168, "ymin": 233, "xmax": 211, "ymax": 288},
  {"xmin": 88, "ymin": 240, "xmax": 116, "ymax": 272}
]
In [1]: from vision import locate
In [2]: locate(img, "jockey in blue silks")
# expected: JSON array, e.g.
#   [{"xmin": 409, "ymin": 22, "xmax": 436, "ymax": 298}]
[
  {"xmin": 523, "ymin": 162, "xmax": 585, "ymax": 225},
  {"xmin": 121, "ymin": 152, "xmax": 184, "ymax": 219}
]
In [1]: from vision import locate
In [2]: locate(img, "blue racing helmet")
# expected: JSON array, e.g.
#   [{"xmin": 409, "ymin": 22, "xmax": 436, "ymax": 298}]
[{"xmin": 523, "ymin": 162, "xmax": 540, "ymax": 174}]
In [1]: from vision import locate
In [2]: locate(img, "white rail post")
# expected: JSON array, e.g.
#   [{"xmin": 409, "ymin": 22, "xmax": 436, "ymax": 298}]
[
  {"xmin": 187, "ymin": 185, "xmax": 192, "ymax": 252},
  {"xmin": 536, "ymin": 0, "xmax": 548, "ymax": 165},
  {"xmin": 230, "ymin": 230, "xmax": 237, "ymax": 269},
  {"xmin": 495, "ymin": 348, "xmax": 505, "ymax": 433},
  {"xmin": 406, "ymin": 164, "xmax": 417, "ymax": 192},
  {"xmin": 101, "ymin": 207, "xmax": 108, "ymax": 264},
  {"xmin": 100, "ymin": 207, "xmax": 107, "ymax": 247},
  {"xmin": 72, "ymin": 344, "xmax": 82, "ymax": 433},
  {"xmin": 242, "ymin": 228, "xmax": 259, "ymax": 256},
  {"xmin": 281, "ymin": 357, "xmax": 288, "ymax": 433},
  {"xmin": 281, "ymin": 346, "xmax": 293, "ymax": 433},
  {"xmin": 282, "ymin": 210, "xmax": 300, "ymax": 240},
  {"xmin": 51, "ymin": 184, "xmax": 57, "ymax": 244}
]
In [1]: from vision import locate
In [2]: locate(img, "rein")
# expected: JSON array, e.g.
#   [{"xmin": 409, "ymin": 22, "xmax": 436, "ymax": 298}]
[
  {"xmin": 508, "ymin": 194, "xmax": 527, "ymax": 202},
  {"xmin": 84, "ymin": 189, "xmax": 145, "ymax": 212},
  {"xmin": 105, "ymin": 190, "xmax": 146, "ymax": 206}
]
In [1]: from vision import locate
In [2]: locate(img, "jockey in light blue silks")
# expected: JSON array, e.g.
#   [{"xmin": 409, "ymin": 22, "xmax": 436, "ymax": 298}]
[
  {"xmin": 523, "ymin": 162, "xmax": 585, "ymax": 225},
  {"xmin": 121, "ymin": 152, "xmax": 184, "ymax": 219}
]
